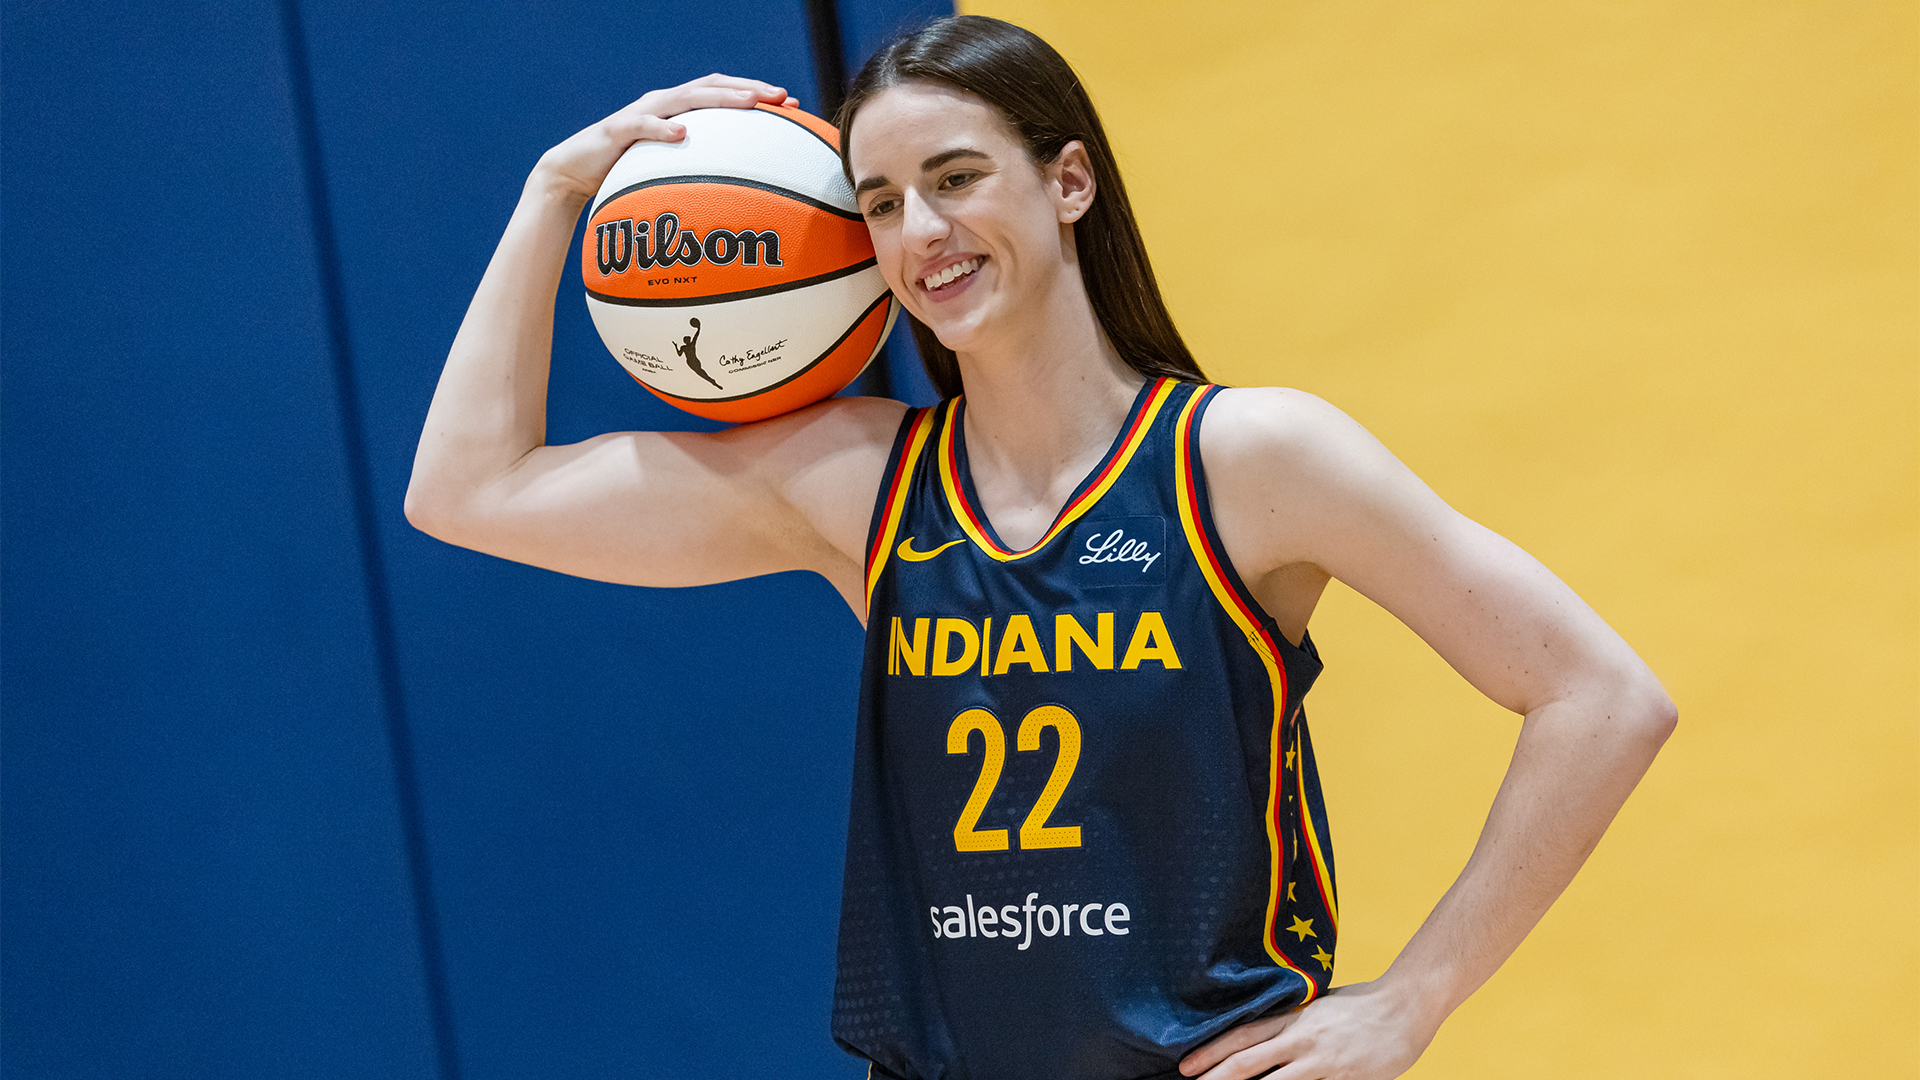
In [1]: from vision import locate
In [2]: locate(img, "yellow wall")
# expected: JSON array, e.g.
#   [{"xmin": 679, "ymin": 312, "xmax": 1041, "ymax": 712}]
[{"xmin": 957, "ymin": 2, "xmax": 1918, "ymax": 1075}]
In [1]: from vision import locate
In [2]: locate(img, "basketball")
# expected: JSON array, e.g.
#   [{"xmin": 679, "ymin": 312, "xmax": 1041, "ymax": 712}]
[{"xmin": 581, "ymin": 103, "xmax": 898, "ymax": 423}]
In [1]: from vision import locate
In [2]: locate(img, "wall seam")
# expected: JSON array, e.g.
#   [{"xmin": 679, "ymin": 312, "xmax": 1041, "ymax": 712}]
[
  {"xmin": 276, "ymin": 3, "xmax": 463, "ymax": 1077},
  {"xmin": 807, "ymin": 0, "xmax": 901, "ymax": 402}
]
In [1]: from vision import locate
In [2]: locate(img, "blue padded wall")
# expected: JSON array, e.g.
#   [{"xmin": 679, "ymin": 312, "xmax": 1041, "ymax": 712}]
[
  {"xmin": 0, "ymin": 1, "xmax": 435, "ymax": 1076},
  {"xmin": 294, "ymin": 4, "xmax": 862, "ymax": 1074},
  {"xmin": 3, "ymin": 1, "xmax": 950, "ymax": 1077}
]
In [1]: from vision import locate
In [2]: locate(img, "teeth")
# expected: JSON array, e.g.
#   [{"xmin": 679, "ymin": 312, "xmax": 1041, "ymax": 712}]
[{"xmin": 922, "ymin": 258, "xmax": 980, "ymax": 291}]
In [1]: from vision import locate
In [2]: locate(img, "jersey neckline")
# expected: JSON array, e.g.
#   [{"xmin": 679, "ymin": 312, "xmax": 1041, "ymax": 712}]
[{"xmin": 937, "ymin": 377, "xmax": 1181, "ymax": 561}]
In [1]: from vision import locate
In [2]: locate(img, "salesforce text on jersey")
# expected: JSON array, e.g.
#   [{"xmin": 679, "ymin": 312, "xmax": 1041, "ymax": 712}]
[{"xmin": 931, "ymin": 892, "xmax": 1131, "ymax": 950}]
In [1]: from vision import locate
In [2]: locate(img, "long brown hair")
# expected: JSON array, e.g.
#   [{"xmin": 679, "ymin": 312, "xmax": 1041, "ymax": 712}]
[{"xmin": 837, "ymin": 15, "xmax": 1206, "ymax": 399}]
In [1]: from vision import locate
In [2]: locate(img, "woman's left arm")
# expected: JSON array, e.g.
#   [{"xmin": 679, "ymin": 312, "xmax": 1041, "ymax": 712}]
[{"xmin": 1181, "ymin": 387, "xmax": 1677, "ymax": 1080}]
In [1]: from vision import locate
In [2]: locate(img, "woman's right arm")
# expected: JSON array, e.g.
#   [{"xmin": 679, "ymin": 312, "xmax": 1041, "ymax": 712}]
[{"xmin": 405, "ymin": 76, "xmax": 906, "ymax": 612}]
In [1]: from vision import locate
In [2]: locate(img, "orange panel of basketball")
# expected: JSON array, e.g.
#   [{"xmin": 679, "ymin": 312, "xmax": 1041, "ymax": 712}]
[{"xmin": 757, "ymin": 101, "xmax": 842, "ymax": 146}]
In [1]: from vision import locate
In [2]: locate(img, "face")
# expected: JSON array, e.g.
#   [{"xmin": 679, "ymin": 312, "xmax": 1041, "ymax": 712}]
[{"xmin": 848, "ymin": 82, "xmax": 1094, "ymax": 356}]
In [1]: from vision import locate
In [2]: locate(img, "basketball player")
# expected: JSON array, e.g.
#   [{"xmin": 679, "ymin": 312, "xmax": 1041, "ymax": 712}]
[
  {"xmin": 673, "ymin": 317, "xmax": 724, "ymax": 390},
  {"xmin": 406, "ymin": 16, "xmax": 1674, "ymax": 1080}
]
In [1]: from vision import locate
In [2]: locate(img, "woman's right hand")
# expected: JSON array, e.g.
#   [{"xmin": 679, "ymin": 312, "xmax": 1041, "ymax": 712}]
[{"xmin": 533, "ymin": 74, "xmax": 798, "ymax": 202}]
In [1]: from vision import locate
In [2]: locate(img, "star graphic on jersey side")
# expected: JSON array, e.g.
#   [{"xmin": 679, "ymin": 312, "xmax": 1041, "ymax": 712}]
[
  {"xmin": 1287, "ymin": 916, "xmax": 1316, "ymax": 941},
  {"xmin": 1287, "ymin": 881, "xmax": 1297, "ymax": 901},
  {"xmin": 1311, "ymin": 947, "xmax": 1333, "ymax": 972},
  {"xmin": 1285, "ymin": 747, "xmax": 1297, "ymax": 769}
]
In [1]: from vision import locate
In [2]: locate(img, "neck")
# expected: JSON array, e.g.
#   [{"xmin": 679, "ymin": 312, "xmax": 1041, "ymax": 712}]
[{"xmin": 948, "ymin": 263, "xmax": 1145, "ymax": 530}]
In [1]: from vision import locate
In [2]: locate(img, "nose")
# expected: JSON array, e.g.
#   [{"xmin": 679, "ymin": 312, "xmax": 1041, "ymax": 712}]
[{"xmin": 900, "ymin": 186, "xmax": 949, "ymax": 253}]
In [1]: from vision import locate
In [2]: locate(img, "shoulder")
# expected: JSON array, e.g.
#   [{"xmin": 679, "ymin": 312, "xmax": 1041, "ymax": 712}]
[
  {"xmin": 764, "ymin": 392, "xmax": 912, "ymax": 448},
  {"xmin": 1194, "ymin": 384, "xmax": 1443, "ymax": 577},
  {"xmin": 723, "ymin": 393, "xmax": 911, "ymax": 476},
  {"xmin": 1197, "ymin": 384, "xmax": 1359, "ymax": 440},
  {"xmin": 737, "ymin": 393, "xmax": 913, "ymax": 563},
  {"xmin": 1195, "ymin": 385, "xmax": 1391, "ymax": 487}
]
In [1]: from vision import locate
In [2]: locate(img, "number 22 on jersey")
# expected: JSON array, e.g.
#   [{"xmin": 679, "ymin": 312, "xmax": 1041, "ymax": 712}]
[{"xmin": 947, "ymin": 705, "xmax": 1083, "ymax": 852}]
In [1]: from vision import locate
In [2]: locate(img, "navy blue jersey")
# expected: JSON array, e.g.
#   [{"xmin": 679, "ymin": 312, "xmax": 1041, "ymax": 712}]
[{"xmin": 833, "ymin": 379, "xmax": 1337, "ymax": 1080}]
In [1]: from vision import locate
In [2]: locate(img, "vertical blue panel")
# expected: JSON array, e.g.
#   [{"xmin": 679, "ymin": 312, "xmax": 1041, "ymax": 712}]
[
  {"xmin": 842, "ymin": 0, "xmax": 957, "ymax": 408},
  {"xmin": 297, "ymin": 4, "xmax": 866, "ymax": 1076},
  {"xmin": 839, "ymin": 0, "xmax": 953, "ymax": 71},
  {"xmin": 0, "ymin": 2, "xmax": 436, "ymax": 1077}
]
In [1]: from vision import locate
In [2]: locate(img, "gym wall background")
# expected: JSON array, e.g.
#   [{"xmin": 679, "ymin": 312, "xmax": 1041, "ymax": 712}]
[{"xmin": 3, "ymin": 2, "xmax": 1913, "ymax": 1079}]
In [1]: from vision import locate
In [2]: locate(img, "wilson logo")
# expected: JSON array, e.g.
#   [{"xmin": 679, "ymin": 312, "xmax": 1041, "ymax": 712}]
[{"xmin": 594, "ymin": 212, "xmax": 782, "ymax": 276}]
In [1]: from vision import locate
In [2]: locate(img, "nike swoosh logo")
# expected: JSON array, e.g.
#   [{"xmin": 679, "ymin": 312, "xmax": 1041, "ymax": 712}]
[{"xmin": 898, "ymin": 537, "xmax": 966, "ymax": 562}]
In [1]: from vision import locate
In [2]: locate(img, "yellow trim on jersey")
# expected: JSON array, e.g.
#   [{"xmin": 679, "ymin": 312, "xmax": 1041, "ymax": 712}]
[
  {"xmin": 1295, "ymin": 725, "xmax": 1339, "ymax": 929},
  {"xmin": 937, "ymin": 379, "xmax": 1180, "ymax": 561},
  {"xmin": 865, "ymin": 409, "xmax": 937, "ymax": 612},
  {"xmin": 1171, "ymin": 387, "xmax": 1318, "ymax": 992}
]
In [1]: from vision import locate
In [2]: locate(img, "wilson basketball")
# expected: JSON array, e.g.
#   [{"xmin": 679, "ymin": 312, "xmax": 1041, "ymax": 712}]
[{"xmin": 580, "ymin": 104, "xmax": 897, "ymax": 423}]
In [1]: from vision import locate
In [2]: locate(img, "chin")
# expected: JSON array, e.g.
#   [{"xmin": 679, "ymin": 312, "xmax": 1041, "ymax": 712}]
[
  {"xmin": 924, "ymin": 323, "xmax": 981, "ymax": 356},
  {"xmin": 915, "ymin": 306, "xmax": 992, "ymax": 356}
]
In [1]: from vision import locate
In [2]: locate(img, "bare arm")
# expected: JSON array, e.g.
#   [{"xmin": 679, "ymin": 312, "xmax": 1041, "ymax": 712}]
[
  {"xmin": 405, "ymin": 76, "xmax": 905, "ymax": 613},
  {"xmin": 1183, "ymin": 387, "xmax": 1676, "ymax": 1080}
]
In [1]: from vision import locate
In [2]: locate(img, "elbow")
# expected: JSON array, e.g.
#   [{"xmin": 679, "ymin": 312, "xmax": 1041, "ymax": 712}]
[
  {"xmin": 1553, "ymin": 663, "xmax": 1676, "ymax": 753},
  {"xmin": 402, "ymin": 484, "xmax": 434, "ymax": 534},
  {"xmin": 1619, "ymin": 671, "xmax": 1678, "ymax": 751},
  {"xmin": 403, "ymin": 476, "xmax": 463, "ymax": 543},
  {"xmin": 1645, "ymin": 691, "xmax": 1679, "ymax": 748}
]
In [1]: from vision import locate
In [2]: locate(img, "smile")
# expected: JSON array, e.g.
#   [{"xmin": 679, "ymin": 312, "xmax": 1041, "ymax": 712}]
[{"xmin": 921, "ymin": 257, "xmax": 982, "ymax": 292}]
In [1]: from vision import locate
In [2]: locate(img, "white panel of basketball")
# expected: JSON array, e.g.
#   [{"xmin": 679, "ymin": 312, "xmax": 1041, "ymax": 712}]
[
  {"xmin": 584, "ymin": 265, "xmax": 891, "ymax": 401},
  {"xmin": 596, "ymin": 108, "xmax": 850, "ymax": 212}
]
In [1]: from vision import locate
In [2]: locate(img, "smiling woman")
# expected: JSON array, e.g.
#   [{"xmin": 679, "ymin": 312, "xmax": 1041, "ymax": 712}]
[
  {"xmin": 836, "ymin": 20, "xmax": 1203, "ymax": 404},
  {"xmin": 405, "ymin": 14, "xmax": 1675, "ymax": 1080}
]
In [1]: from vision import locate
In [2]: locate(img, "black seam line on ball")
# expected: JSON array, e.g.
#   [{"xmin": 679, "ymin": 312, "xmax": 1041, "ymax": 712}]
[
  {"xmin": 642, "ymin": 291, "xmax": 893, "ymax": 404},
  {"xmin": 761, "ymin": 104, "xmax": 841, "ymax": 153},
  {"xmin": 590, "ymin": 174, "xmax": 862, "ymax": 221},
  {"xmin": 585, "ymin": 258, "xmax": 880, "ymax": 307}
]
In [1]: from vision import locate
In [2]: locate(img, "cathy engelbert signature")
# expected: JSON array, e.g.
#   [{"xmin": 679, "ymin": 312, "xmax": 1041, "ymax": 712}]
[
  {"xmin": 620, "ymin": 331, "xmax": 789, "ymax": 388},
  {"xmin": 1079, "ymin": 528, "xmax": 1161, "ymax": 572},
  {"xmin": 718, "ymin": 338, "xmax": 788, "ymax": 372}
]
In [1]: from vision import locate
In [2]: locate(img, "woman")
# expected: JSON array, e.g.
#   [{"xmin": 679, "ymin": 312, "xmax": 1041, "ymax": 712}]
[{"xmin": 407, "ymin": 16, "xmax": 1674, "ymax": 1080}]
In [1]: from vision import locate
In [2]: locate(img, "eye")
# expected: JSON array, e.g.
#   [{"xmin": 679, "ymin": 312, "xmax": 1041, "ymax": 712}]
[
  {"xmin": 862, "ymin": 196, "xmax": 899, "ymax": 220},
  {"xmin": 939, "ymin": 170, "xmax": 980, "ymax": 191}
]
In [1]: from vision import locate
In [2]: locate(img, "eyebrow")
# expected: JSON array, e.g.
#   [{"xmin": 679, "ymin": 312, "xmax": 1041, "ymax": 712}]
[{"xmin": 853, "ymin": 147, "xmax": 993, "ymax": 197}]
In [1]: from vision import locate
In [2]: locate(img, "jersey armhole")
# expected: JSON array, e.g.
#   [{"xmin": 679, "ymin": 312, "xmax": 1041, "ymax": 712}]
[
  {"xmin": 1178, "ymin": 386, "xmax": 1319, "ymax": 663},
  {"xmin": 861, "ymin": 405, "xmax": 938, "ymax": 612}
]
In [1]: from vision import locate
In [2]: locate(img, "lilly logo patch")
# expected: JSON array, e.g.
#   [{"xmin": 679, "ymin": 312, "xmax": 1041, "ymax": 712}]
[{"xmin": 1073, "ymin": 517, "xmax": 1167, "ymax": 589}]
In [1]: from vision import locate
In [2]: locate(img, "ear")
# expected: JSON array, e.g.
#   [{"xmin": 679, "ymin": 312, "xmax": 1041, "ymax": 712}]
[{"xmin": 1049, "ymin": 140, "xmax": 1097, "ymax": 223}]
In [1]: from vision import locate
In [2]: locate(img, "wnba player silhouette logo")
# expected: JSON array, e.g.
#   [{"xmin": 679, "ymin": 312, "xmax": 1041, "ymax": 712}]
[{"xmin": 674, "ymin": 318, "xmax": 723, "ymax": 391}]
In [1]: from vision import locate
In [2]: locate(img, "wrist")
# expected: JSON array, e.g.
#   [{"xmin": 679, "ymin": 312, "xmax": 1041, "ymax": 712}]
[
  {"xmin": 1368, "ymin": 962, "xmax": 1464, "ymax": 1042},
  {"xmin": 525, "ymin": 158, "xmax": 596, "ymax": 210}
]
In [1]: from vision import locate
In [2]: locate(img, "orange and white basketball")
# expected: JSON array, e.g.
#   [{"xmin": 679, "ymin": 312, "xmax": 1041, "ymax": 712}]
[{"xmin": 581, "ymin": 103, "xmax": 897, "ymax": 423}]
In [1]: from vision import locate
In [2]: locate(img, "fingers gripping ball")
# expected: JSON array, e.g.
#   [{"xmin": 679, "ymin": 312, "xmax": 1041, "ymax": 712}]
[{"xmin": 581, "ymin": 104, "xmax": 898, "ymax": 423}]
